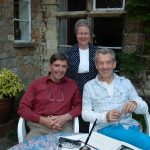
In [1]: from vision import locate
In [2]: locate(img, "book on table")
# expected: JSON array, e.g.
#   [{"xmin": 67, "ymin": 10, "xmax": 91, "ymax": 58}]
[{"xmin": 58, "ymin": 132, "xmax": 141, "ymax": 150}]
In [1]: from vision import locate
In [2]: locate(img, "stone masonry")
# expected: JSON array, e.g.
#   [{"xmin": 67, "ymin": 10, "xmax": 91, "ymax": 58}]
[
  {"xmin": 0, "ymin": 0, "xmax": 59, "ymax": 88},
  {"xmin": 0, "ymin": 0, "xmax": 150, "ymax": 97}
]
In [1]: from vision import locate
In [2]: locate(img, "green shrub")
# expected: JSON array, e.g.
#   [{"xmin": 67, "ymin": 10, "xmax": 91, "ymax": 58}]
[{"xmin": 0, "ymin": 68, "xmax": 24, "ymax": 99}]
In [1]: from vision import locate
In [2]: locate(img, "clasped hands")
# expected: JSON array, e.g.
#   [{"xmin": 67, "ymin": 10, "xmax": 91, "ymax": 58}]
[
  {"xmin": 106, "ymin": 101, "xmax": 137, "ymax": 123},
  {"xmin": 40, "ymin": 113, "xmax": 71, "ymax": 130}
]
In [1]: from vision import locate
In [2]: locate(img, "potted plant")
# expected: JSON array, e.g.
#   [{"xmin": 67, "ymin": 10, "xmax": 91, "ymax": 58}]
[{"xmin": 0, "ymin": 68, "xmax": 24, "ymax": 124}]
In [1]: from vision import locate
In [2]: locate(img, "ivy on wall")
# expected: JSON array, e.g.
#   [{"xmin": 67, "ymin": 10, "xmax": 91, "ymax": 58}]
[
  {"xmin": 126, "ymin": 0, "xmax": 150, "ymax": 51},
  {"xmin": 120, "ymin": 0, "xmax": 150, "ymax": 100},
  {"xmin": 121, "ymin": 0, "xmax": 150, "ymax": 76},
  {"xmin": 126, "ymin": 0, "xmax": 150, "ymax": 20}
]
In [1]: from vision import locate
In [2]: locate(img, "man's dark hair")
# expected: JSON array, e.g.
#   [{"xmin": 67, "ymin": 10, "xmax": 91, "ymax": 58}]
[{"xmin": 50, "ymin": 52, "xmax": 68, "ymax": 64}]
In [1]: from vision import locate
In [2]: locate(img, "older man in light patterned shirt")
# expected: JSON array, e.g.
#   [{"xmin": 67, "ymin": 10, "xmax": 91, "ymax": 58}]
[{"xmin": 82, "ymin": 48, "xmax": 150, "ymax": 150}]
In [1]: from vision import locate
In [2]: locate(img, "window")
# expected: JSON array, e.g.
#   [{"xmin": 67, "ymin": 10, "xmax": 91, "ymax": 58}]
[
  {"xmin": 58, "ymin": 0, "xmax": 87, "ymax": 51},
  {"xmin": 59, "ymin": 0, "xmax": 86, "ymax": 12},
  {"xmin": 58, "ymin": 1, "xmax": 124, "ymax": 73},
  {"xmin": 93, "ymin": 17, "xmax": 124, "ymax": 74},
  {"xmin": 93, "ymin": 18, "xmax": 123, "ymax": 47},
  {"xmin": 14, "ymin": 0, "xmax": 31, "ymax": 43},
  {"xmin": 93, "ymin": 0, "xmax": 125, "ymax": 10},
  {"xmin": 68, "ymin": 0, "xmax": 86, "ymax": 11},
  {"xmin": 58, "ymin": 0, "xmax": 124, "ymax": 56}
]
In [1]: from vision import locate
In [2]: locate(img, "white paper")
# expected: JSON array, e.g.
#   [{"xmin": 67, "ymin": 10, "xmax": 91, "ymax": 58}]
[{"xmin": 60, "ymin": 132, "xmax": 141, "ymax": 150}]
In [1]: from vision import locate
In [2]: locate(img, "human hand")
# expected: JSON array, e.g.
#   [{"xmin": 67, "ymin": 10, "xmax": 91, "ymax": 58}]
[
  {"xmin": 40, "ymin": 113, "xmax": 71, "ymax": 130},
  {"xmin": 52, "ymin": 113, "xmax": 71, "ymax": 129},
  {"xmin": 106, "ymin": 110, "xmax": 121, "ymax": 123},
  {"xmin": 39, "ymin": 116, "xmax": 62, "ymax": 130},
  {"xmin": 48, "ymin": 116, "xmax": 63, "ymax": 130},
  {"xmin": 123, "ymin": 101, "xmax": 137, "ymax": 114}
]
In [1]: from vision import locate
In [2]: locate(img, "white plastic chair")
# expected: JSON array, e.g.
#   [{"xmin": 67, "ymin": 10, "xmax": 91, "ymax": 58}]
[
  {"xmin": 73, "ymin": 117, "xmax": 93, "ymax": 133},
  {"xmin": 144, "ymin": 112, "xmax": 150, "ymax": 135},
  {"xmin": 17, "ymin": 117, "xmax": 26, "ymax": 143},
  {"xmin": 74, "ymin": 112, "xmax": 150, "ymax": 136},
  {"xmin": 17, "ymin": 116, "xmax": 79, "ymax": 143}
]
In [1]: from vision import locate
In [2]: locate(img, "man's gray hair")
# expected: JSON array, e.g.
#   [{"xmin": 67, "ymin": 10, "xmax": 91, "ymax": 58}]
[
  {"xmin": 94, "ymin": 48, "xmax": 116, "ymax": 62},
  {"xmin": 74, "ymin": 19, "xmax": 91, "ymax": 34}
]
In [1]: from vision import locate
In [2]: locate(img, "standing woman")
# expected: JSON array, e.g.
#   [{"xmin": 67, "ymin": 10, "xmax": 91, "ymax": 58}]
[
  {"xmin": 65, "ymin": 19, "xmax": 98, "ymax": 132},
  {"xmin": 65, "ymin": 19, "xmax": 98, "ymax": 95}
]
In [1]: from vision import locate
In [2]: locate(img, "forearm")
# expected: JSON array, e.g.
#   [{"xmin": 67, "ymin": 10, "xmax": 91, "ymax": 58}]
[
  {"xmin": 128, "ymin": 80, "xmax": 148, "ymax": 114},
  {"xmin": 69, "ymin": 88, "xmax": 82, "ymax": 118},
  {"xmin": 39, "ymin": 116, "xmax": 48, "ymax": 125},
  {"xmin": 134, "ymin": 98, "xmax": 148, "ymax": 114},
  {"xmin": 82, "ymin": 110, "xmax": 107, "ymax": 124},
  {"xmin": 18, "ymin": 104, "xmax": 40, "ymax": 122},
  {"xmin": 69, "ymin": 104, "xmax": 82, "ymax": 118},
  {"xmin": 17, "ymin": 83, "xmax": 40, "ymax": 122}
]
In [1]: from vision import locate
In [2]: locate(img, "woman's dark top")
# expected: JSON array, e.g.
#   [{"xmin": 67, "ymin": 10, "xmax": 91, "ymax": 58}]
[{"xmin": 65, "ymin": 43, "xmax": 98, "ymax": 95}]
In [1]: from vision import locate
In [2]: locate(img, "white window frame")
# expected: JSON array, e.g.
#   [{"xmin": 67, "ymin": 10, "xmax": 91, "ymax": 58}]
[
  {"xmin": 14, "ymin": 0, "xmax": 31, "ymax": 43},
  {"xmin": 93, "ymin": 0, "xmax": 125, "ymax": 11}
]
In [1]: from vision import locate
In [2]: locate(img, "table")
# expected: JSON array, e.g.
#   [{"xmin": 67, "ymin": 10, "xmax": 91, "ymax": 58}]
[
  {"xmin": 8, "ymin": 131, "xmax": 73, "ymax": 150},
  {"xmin": 9, "ymin": 131, "xmax": 140, "ymax": 150}
]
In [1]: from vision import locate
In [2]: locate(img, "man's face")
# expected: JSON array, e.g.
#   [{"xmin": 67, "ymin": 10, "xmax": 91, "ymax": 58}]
[
  {"xmin": 95, "ymin": 53, "xmax": 116, "ymax": 82},
  {"xmin": 49, "ymin": 60, "xmax": 68, "ymax": 82},
  {"xmin": 76, "ymin": 26, "xmax": 90, "ymax": 49}
]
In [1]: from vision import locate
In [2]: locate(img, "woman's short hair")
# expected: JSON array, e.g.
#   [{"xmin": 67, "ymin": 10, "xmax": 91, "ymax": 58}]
[{"xmin": 74, "ymin": 19, "xmax": 92, "ymax": 34}]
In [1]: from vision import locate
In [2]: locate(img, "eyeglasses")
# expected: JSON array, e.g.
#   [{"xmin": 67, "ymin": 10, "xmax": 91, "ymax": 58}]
[{"xmin": 48, "ymin": 87, "xmax": 64, "ymax": 102}]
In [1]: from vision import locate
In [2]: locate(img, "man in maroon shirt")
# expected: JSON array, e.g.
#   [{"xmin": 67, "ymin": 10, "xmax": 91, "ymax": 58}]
[{"xmin": 18, "ymin": 53, "xmax": 82, "ymax": 140}]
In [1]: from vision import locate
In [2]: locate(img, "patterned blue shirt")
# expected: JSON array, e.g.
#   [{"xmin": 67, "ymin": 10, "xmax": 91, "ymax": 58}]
[{"xmin": 82, "ymin": 74, "xmax": 148, "ymax": 131}]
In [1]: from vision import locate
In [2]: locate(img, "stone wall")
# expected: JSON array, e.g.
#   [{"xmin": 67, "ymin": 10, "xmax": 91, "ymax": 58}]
[
  {"xmin": 0, "ymin": 0, "xmax": 59, "ymax": 88},
  {"xmin": 122, "ymin": 19, "xmax": 150, "ymax": 97},
  {"xmin": 40, "ymin": 0, "xmax": 59, "ymax": 75}
]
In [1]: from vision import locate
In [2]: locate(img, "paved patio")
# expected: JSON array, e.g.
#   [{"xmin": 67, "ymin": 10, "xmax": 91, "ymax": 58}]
[
  {"xmin": 0, "ymin": 137, "xmax": 17, "ymax": 150},
  {"xmin": 0, "ymin": 120, "xmax": 18, "ymax": 150}
]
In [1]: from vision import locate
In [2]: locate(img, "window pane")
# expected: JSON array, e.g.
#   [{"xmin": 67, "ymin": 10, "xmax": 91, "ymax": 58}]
[
  {"xmin": 59, "ymin": 19, "xmax": 67, "ymax": 45},
  {"xmin": 67, "ymin": 18, "xmax": 78, "ymax": 45},
  {"xmin": 68, "ymin": 0, "xmax": 86, "ymax": 11},
  {"xmin": 59, "ymin": 0, "xmax": 86, "ymax": 11},
  {"xmin": 14, "ymin": 21, "xmax": 21, "ymax": 40},
  {"xmin": 93, "ymin": 18, "xmax": 123, "ymax": 47},
  {"xmin": 96, "ymin": 0, "xmax": 123, "ymax": 9},
  {"xmin": 14, "ymin": 0, "xmax": 31, "ymax": 42},
  {"xmin": 20, "ymin": 21, "xmax": 30, "ymax": 41},
  {"xmin": 14, "ymin": 21, "xmax": 30, "ymax": 41},
  {"xmin": 59, "ymin": 0, "xmax": 67, "ymax": 11},
  {"xmin": 19, "ymin": 0, "xmax": 29, "ymax": 20},
  {"xmin": 14, "ymin": 0, "xmax": 19, "ymax": 19}
]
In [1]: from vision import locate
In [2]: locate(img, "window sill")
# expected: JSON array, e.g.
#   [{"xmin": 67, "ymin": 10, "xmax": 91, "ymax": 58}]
[{"xmin": 14, "ymin": 41, "xmax": 34, "ymax": 48}]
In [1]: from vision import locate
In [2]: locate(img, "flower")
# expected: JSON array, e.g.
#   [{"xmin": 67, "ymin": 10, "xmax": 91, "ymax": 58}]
[{"xmin": 0, "ymin": 68, "xmax": 24, "ymax": 99}]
